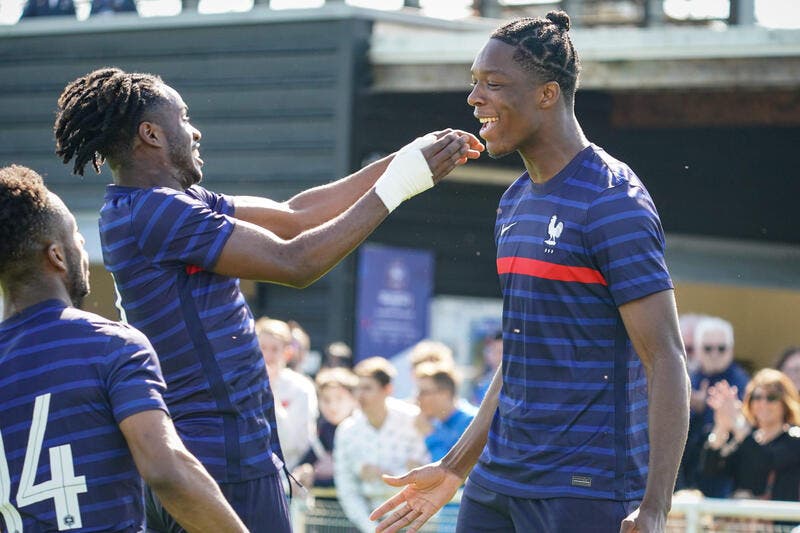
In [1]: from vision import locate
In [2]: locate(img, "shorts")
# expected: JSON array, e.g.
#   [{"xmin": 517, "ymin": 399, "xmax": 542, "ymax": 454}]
[
  {"xmin": 456, "ymin": 479, "xmax": 640, "ymax": 533},
  {"xmin": 145, "ymin": 473, "xmax": 291, "ymax": 533}
]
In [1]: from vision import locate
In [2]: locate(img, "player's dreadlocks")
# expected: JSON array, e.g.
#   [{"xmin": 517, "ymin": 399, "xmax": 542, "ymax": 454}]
[
  {"xmin": 54, "ymin": 67, "xmax": 164, "ymax": 176},
  {"xmin": 0, "ymin": 165, "xmax": 56, "ymax": 283},
  {"xmin": 491, "ymin": 11, "xmax": 581, "ymax": 103}
]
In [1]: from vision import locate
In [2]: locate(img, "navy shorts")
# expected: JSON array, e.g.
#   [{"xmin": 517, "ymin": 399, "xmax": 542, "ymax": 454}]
[
  {"xmin": 456, "ymin": 479, "xmax": 640, "ymax": 533},
  {"xmin": 145, "ymin": 472, "xmax": 291, "ymax": 533}
]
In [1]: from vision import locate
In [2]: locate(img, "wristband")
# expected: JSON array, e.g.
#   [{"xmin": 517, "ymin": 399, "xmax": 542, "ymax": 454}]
[{"xmin": 374, "ymin": 136, "xmax": 437, "ymax": 212}]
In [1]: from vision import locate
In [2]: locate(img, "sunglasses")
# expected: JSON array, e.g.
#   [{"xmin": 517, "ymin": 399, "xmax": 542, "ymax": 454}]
[
  {"xmin": 703, "ymin": 345, "xmax": 728, "ymax": 354},
  {"xmin": 750, "ymin": 393, "xmax": 781, "ymax": 403}
]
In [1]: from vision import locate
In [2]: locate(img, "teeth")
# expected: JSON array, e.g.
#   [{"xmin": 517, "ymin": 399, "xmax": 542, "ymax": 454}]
[{"xmin": 479, "ymin": 117, "xmax": 498, "ymax": 124}]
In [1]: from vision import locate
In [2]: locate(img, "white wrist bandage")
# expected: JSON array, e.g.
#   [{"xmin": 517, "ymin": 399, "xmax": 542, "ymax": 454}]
[{"xmin": 375, "ymin": 135, "xmax": 437, "ymax": 212}]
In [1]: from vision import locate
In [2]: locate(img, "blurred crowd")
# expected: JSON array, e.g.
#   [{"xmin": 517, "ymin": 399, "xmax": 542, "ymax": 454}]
[{"xmin": 252, "ymin": 317, "xmax": 499, "ymax": 532}]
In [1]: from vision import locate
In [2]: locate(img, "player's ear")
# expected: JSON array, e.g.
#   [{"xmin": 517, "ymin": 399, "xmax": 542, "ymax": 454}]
[
  {"xmin": 137, "ymin": 121, "xmax": 165, "ymax": 148},
  {"xmin": 539, "ymin": 81, "xmax": 561, "ymax": 109},
  {"xmin": 45, "ymin": 242, "xmax": 68, "ymax": 274}
]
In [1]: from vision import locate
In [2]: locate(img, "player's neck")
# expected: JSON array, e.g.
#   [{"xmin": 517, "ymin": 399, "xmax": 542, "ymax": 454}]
[
  {"xmin": 520, "ymin": 114, "xmax": 589, "ymax": 184},
  {"xmin": 112, "ymin": 159, "xmax": 185, "ymax": 191},
  {"xmin": 1, "ymin": 278, "xmax": 72, "ymax": 321}
]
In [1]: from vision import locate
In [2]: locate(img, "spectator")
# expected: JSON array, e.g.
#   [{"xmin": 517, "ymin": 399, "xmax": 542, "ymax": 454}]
[
  {"xmin": 702, "ymin": 369, "xmax": 800, "ymax": 503},
  {"xmin": 414, "ymin": 362, "xmax": 477, "ymax": 462},
  {"xmin": 472, "ymin": 330, "xmax": 502, "ymax": 404},
  {"xmin": 20, "ymin": 0, "xmax": 75, "ymax": 19},
  {"xmin": 90, "ymin": 0, "xmax": 137, "ymax": 15},
  {"xmin": 679, "ymin": 313, "xmax": 707, "ymax": 374},
  {"xmin": 334, "ymin": 357, "xmax": 429, "ymax": 533},
  {"xmin": 324, "ymin": 341, "xmax": 354, "ymax": 369},
  {"xmin": 256, "ymin": 317, "xmax": 318, "ymax": 473},
  {"xmin": 296, "ymin": 368, "xmax": 359, "ymax": 496},
  {"xmin": 683, "ymin": 316, "xmax": 750, "ymax": 497},
  {"xmin": 287, "ymin": 319, "xmax": 311, "ymax": 372},
  {"xmin": 775, "ymin": 346, "xmax": 800, "ymax": 392},
  {"xmin": 409, "ymin": 339, "xmax": 456, "ymax": 369}
]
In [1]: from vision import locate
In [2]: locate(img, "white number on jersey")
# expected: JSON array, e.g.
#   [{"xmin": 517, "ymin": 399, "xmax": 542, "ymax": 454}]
[{"xmin": 0, "ymin": 393, "xmax": 88, "ymax": 531}]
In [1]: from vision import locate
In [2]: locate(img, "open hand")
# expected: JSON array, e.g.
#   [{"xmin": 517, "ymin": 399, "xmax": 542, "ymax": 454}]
[{"xmin": 369, "ymin": 462, "xmax": 463, "ymax": 533}]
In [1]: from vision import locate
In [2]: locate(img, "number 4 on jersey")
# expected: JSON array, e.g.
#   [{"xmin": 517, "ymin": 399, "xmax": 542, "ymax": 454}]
[{"xmin": 0, "ymin": 393, "xmax": 87, "ymax": 531}]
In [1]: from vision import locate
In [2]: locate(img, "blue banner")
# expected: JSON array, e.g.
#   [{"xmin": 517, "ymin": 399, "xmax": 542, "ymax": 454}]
[{"xmin": 355, "ymin": 244, "xmax": 434, "ymax": 363}]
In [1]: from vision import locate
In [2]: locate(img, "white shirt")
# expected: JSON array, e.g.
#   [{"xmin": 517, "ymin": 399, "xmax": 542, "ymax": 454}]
[
  {"xmin": 273, "ymin": 367, "xmax": 318, "ymax": 471},
  {"xmin": 334, "ymin": 398, "xmax": 430, "ymax": 533}
]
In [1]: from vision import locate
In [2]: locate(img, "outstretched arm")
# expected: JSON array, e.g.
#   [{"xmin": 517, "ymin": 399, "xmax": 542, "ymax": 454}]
[
  {"xmin": 369, "ymin": 365, "xmax": 503, "ymax": 533},
  {"xmin": 618, "ymin": 290, "xmax": 690, "ymax": 533},
  {"xmin": 213, "ymin": 133, "xmax": 480, "ymax": 287},
  {"xmin": 232, "ymin": 130, "xmax": 484, "ymax": 239},
  {"xmin": 120, "ymin": 410, "xmax": 247, "ymax": 533}
]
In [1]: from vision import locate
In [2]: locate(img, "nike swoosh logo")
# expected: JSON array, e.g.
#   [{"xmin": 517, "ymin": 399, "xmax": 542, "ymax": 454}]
[{"xmin": 500, "ymin": 222, "xmax": 517, "ymax": 235}]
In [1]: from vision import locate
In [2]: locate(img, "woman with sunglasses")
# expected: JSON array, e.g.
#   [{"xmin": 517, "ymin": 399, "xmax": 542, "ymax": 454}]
[{"xmin": 701, "ymin": 368, "xmax": 800, "ymax": 502}]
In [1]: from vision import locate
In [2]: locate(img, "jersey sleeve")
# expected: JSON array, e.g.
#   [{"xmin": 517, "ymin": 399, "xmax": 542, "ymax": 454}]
[
  {"xmin": 584, "ymin": 181, "xmax": 673, "ymax": 307},
  {"xmin": 130, "ymin": 187, "xmax": 235, "ymax": 270},
  {"xmin": 103, "ymin": 326, "xmax": 170, "ymax": 424},
  {"xmin": 187, "ymin": 185, "xmax": 236, "ymax": 216}
]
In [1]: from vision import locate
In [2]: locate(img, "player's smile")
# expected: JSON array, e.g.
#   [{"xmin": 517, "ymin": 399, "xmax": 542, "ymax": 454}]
[
  {"xmin": 477, "ymin": 115, "xmax": 499, "ymax": 138},
  {"xmin": 192, "ymin": 143, "xmax": 203, "ymax": 167}
]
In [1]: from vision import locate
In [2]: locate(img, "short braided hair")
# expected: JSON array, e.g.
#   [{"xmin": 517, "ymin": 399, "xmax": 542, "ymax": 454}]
[
  {"xmin": 54, "ymin": 67, "xmax": 165, "ymax": 175},
  {"xmin": 0, "ymin": 165, "xmax": 57, "ymax": 282},
  {"xmin": 491, "ymin": 11, "xmax": 581, "ymax": 102}
]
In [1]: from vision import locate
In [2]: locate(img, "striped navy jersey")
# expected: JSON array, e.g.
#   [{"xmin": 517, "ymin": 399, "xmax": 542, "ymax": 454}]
[
  {"xmin": 470, "ymin": 144, "xmax": 673, "ymax": 501},
  {"xmin": 0, "ymin": 300, "xmax": 168, "ymax": 532},
  {"xmin": 99, "ymin": 185, "xmax": 280, "ymax": 483}
]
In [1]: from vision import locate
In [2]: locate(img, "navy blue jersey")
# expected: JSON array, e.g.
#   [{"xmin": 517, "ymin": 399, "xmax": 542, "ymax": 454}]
[
  {"xmin": 99, "ymin": 185, "xmax": 280, "ymax": 483},
  {"xmin": 0, "ymin": 300, "xmax": 168, "ymax": 532},
  {"xmin": 470, "ymin": 145, "xmax": 673, "ymax": 501}
]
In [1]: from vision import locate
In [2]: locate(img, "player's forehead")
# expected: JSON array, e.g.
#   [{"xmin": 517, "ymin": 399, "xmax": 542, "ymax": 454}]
[
  {"xmin": 159, "ymin": 84, "xmax": 188, "ymax": 113},
  {"xmin": 471, "ymin": 38, "xmax": 518, "ymax": 77}
]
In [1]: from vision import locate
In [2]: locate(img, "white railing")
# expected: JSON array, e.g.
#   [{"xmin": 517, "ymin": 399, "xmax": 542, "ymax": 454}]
[{"xmin": 669, "ymin": 497, "xmax": 800, "ymax": 533}]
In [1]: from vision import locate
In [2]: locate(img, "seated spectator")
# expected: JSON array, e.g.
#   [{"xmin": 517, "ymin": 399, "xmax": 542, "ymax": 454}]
[
  {"xmin": 775, "ymin": 346, "xmax": 800, "ymax": 393},
  {"xmin": 334, "ymin": 357, "xmax": 429, "ymax": 533},
  {"xmin": 701, "ymin": 369, "xmax": 800, "ymax": 503},
  {"xmin": 472, "ymin": 329, "xmax": 502, "ymax": 404},
  {"xmin": 414, "ymin": 362, "xmax": 477, "ymax": 462},
  {"xmin": 296, "ymin": 367, "xmax": 359, "ymax": 496},
  {"xmin": 682, "ymin": 316, "xmax": 749, "ymax": 497},
  {"xmin": 21, "ymin": 0, "xmax": 75, "ymax": 19},
  {"xmin": 257, "ymin": 317, "xmax": 318, "ymax": 473},
  {"xmin": 90, "ymin": 0, "xmax": 137, "ymax": 15}
]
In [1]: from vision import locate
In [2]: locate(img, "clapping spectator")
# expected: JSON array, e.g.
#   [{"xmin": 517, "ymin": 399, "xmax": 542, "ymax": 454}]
[
  {"xmin": 701, "ymin": 369, "xmax": 800, "ymax": 503},
  {"xmin": 682, "ymin": 316, "xmax": 749, "ymax": 496}
]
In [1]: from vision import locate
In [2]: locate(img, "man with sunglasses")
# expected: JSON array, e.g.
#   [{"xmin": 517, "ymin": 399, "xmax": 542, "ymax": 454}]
[{"xmin": 682, "ymin": 316, "xmax": 750, "ymax": 497}]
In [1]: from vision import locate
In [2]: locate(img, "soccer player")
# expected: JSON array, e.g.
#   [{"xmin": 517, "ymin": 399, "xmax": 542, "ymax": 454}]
[
  {"xmin": 370, "ymin": 12, "xmax": 690, "ymax": 533},
  {"xmin": 52, "ymin": 67, "xmax": 483, "ymax": 531},
  {"xmin": 0, "ymin": 165, "xmax": 246, "ymax": 532}
]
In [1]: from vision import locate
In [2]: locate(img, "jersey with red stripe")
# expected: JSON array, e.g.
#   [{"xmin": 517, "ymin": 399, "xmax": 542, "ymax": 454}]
[
  {"xmin": 470, "ymin": 144, "xmax": 673, "ymax": 501},
  {"xmin": 99, "ymin": 185, "xmax": 281, "ymax": 484}
]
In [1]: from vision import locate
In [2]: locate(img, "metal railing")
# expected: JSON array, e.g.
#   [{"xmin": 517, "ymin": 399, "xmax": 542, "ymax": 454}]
[{"xmin": 291, "ymin": 491, "xmax": 800, "ymax": 533}]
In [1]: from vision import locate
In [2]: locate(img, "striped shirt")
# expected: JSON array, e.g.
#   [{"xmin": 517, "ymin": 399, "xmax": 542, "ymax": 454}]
[
  {"xmin": 0, "ymin": 300, "xmax": 168, "ymax": 532},
  {"xmin": 99, "ymin": 185, "xmax": 280, "ymax": 483},
  {"xmin": 470, "ymin": 144, "xmax": 673, "ymax": 501}
]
